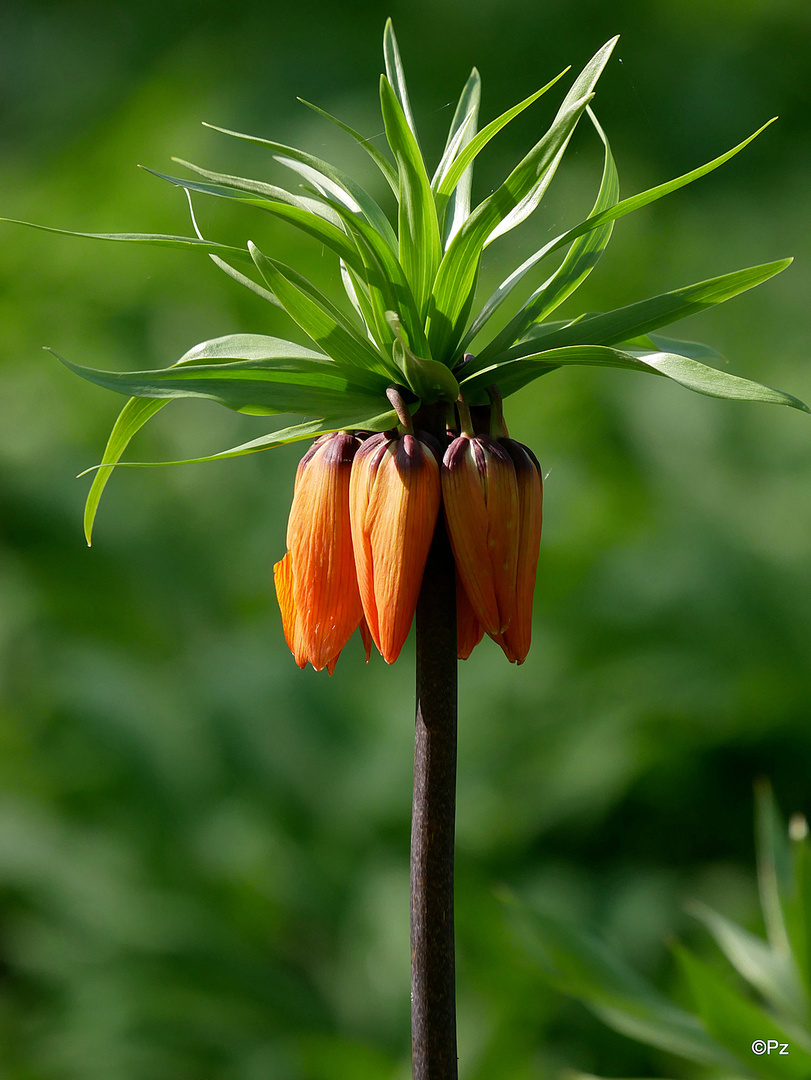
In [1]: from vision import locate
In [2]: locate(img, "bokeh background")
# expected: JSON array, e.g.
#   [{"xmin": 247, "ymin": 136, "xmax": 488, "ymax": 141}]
[{"xmin": 1, "ymin": 0, "xmax": 810, "ymax": 1076}]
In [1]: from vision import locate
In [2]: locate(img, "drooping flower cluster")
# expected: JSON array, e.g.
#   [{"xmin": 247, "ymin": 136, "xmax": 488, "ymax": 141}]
[{"xmin": 274, "ymin": 395, "xmax": 543, "ymax": 671}]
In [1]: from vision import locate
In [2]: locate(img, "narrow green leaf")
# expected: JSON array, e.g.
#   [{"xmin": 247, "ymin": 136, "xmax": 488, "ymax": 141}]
[
  {"xmin": 434, "ymin": 69, "xmax": 569, "ymax": 202},
  {"xmin": 785, "ymin": 827, "xmax": 811, "ymax": 1003},
  {"xmin": 426, "ymin": 38, "xmax": 619, "ymax": 362},
  {"xmin": 340, "ymin": 260, "xmax": 382, "ymax": 349},
  {"xmin": 426, "ymin": 89, "xmax": 593, "ymax": 362},
  {"xmin": 383, "ymin": 19, "xmax": 419, "ymax": 145},
  {"xmin": 202, "ymin": 122, "xmax": 396, "ymax": 248},
  {"xmin": 80, "ymin": 407, "xmax": 403, "ymax": 472},
  {"xmin": 52, "ymin": 346, "xmax": 386, "ymax": 417},
  {"xmin": 516, "ymin": 118, "xmax": 781, "ymax": 290},
  {"xmin": 380, "ymin": 74, "xmax": 441, "ymax": 319},
  {"xmin": 247, "ymin": 243, "xmax": 396, "ymax": 380},
  {"xmin": 462, "ymin": 118, "xmax": 779, "ymax": 361},
  {"xmin": 176, "ymin": 332, "xmax": 370, "ymax": 372},
  {"xmin": 756, "ymin": 779, "xmax": 795, "ymax": 956},
  {"xmin": 475, "ymin": 107, "xmax": 619, "ymax": 360},
  {"xmin": 84, "ymin": 397, "xmax": 167, "ymax": 546},
  {"xmin": 149, "ymin": 161, "xmax": 341, "ymax": 224},
  {"xmin": 430, "ymin": 101, "xmax": 476, "ymax": 201},
  {"xmin": 688, "ymin": 899, "xmax": 805, "ymax": 1021},
  {"xmin": 462, "ymin": 343, "xmax": 809, "ymax": 412},
  {"xmin": 504, "ymin": 897, "xmax": 738, "ymax": 1069},
  {"xmin": 636, "ymin": 332, "xmax": 725, "ymax": 363},
  {"xmin": 145, "ymin": 164, "xmax": 365, "ymax": 273},
  {"xmin": 386, "ymin": 312, "xmax": 459, "ymax": 404},
  {"xmin": 489, "ymin": 260, "xmax": 795, "ymax": 365},
  {"xmin": 297, "ymin": 97, "xmax": 399, "ymax": 195},
  {"xmin": 82, "ymin": 334, "xmax": 360, "ymax": 542},
  {"xmin": 486, "ymin": 39, "xmax": 618, "ymax": 246},
  {"xmin": 677, "ymin": 946, "xmax": 811, "ymax": 1074},
  {"xmin": 0, "ymin": 217, "xmax": 252, "ymax": 261},
  {"xmin": 326, "ymin": 201, "xmax": 430, "ymax": 358},
  {"xmin": 433, "ymin": 68, "xmax": 481, "ymax": 248},
  {"xmin": 269, "ymin": 152, "xmax": 398, "ymax": 252},
  {"xmin": 207, "ymin": 255, "xmax": 282, "ymax": 307}
]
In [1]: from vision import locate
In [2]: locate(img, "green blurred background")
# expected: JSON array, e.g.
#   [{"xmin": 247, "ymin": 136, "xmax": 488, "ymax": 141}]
[{"xmin": 1, "ymin": 0, "xmax": 809, "ymax": 1076}]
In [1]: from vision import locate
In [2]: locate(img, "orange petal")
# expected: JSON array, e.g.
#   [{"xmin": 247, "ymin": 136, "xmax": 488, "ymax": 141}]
[
  {"xmin": 286, "ymin": 432, "xmax": 363, "ymax": 671},
  {"xmin": 456, "ymin": 570, "xmax": 485, "ymax": 660},
  {"xmin": 358, "ymin": 615, "xmax": 373, "ymax": 663},
  {"xmin": 273, "ymin": 552, "xmax": 308, "ymax": 668},
  {"xmin": 442, "ymin": 434, "xmax": 519, "ymax": 635},
  {"xmin": 348, "ymin": 433, "xmax": 389, "ymax": 648},
  {"xmin": 350, "ymin": 433, "xmax": 440, "ymax": 664}
]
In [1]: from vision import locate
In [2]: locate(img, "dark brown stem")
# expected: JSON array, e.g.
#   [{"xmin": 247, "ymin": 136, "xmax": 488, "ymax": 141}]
[{"xmin": 411, "ymin": 404, "xmax": 458, "ymax": 1080}]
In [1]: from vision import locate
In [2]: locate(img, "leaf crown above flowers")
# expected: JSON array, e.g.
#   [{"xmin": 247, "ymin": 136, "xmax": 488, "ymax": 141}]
[{"xmin": 2, "ymin": 20, "xmax": 806, "ymax": 545}]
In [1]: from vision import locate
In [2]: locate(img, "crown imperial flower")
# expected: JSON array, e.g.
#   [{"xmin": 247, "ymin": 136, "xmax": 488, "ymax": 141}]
[{"xmin": 15, "ymin": 20, "xmax": 803, "ymax": 673}]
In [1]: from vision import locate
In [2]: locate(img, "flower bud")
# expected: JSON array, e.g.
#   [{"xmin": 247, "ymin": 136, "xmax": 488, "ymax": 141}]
[
  {"xmin": 456, "ymin": 569, "xmax": 484, "ymax": 660},
  {"xmin": 273, "ymin": 551, "xmax": 309, "ymax": 668},
  {"xmin": 276, "ymin": 431, "xmax": 363, "ymax": 672},
  {"xmin": 349, "ymin": 431, "xmax": 440, "ymax": 664},
  {"xmin": 489, "ymin": 439, "xmax": 543, "ymax": 664},
  {"xmin": 441, "ymin": 433, "xmax": 519, "ymax": 636}
]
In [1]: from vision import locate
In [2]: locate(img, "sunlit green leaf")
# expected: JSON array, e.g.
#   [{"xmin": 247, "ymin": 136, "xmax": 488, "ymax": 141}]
[
  {"xmin": 474, "ymin": 107, "xmax": 619, "ymax": 360},
  {"xmin": 52, "ymin": 346, "xmax": 386, "ymax": 420},
  {"xmin": 434, "ymin": 71, "xmax": 569, "ymax": 207},
  {"xmin": 426, "ymin": 88, "xmax": 593, "ymax": 363},
  {"xmin": 247, "ymin": 243, "xmax": 396, "ymax": 380},
  {"xmin": 84, "ymin": 397, "xmax": 168, "ymax": 546},
  {"xmin": 433, "ymin": 68, "xmax": 480, "ymax": 248},
  {"xmin": 201, "ymin": 122, "xmax": 395, "ymax": 248},
  {"xmin": 426, "ymin": 39, "xmax": 617, "ymax": 361},
  {"xmin": 296, "ymin": 96, "xmax": 399, "ymax": 195},
  {"xmin": 147, "ymin": 161, "xmax": 341, "ymax": 224},
  {"xmin": 325, "ymin": 201, "xmax": 429, "ymax": 358},
  {"xmin": 80, "ymin": 407, "xmax": 403, "ymax": 472},
  {"xmin": 144, "ymin": 164, "xmax": 364, "ymax": 272},
  {"xmin": 380, "ymin": 75, "xmax": 441, "ymax": 320},
  {"xmin": 631, "ymin": 332, "xmax": 725, "ymax": 363},
  {"xmin": 507, "ymin": 117, "xmax": 778, "ymax": 295},
  {"xmin": 477, "ymin": 259, "xmax": 794, "ymax": 369},
  {"xmin": 462, "ymin": 343, "xmax": 809, "ymax": 412},
  {"xmin": 383, "ymin": 19, "xmax": 419, "ymax": 145},
  {"xmin": 0, "ymin": 216, "xmax": 252, "ymax": 261},
  {"xmin": 207, "ymin": 255, "xmax": 281, "ymax": 307},
  {"xmin": 486, "ymin": 38, "xmax": 617, "ymax": 246}
]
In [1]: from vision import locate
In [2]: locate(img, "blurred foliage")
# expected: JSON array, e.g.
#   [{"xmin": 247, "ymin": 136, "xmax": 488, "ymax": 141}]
[
  {"xmin": 508, "ymin": 783, "xmax": 811, "ymax": 1078},
  {"xmin": 1, "ymin": 0, "xmax": 810, "ymax": 1077}
]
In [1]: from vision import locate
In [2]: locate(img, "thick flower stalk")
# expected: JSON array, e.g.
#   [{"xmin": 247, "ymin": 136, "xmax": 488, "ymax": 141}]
[{"xmin": 5, "ymin": 18, "xmax": 806, "ymax": 1080}]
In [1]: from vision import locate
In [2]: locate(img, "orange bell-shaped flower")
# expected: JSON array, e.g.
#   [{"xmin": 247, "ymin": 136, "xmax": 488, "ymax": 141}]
[
  {"xmin": 273, "ymin": 550, "xmax": 309, "ymax": 668},
  {"xmin": 489, "ymin": 439, "xmax": 543, "ymax": 664},
  {"xmin": 456, "ymin": 569, "xmax": 485, "ymax": 660},
  {"xmin": 275, "ymin": 431, "xmax": 364, "ymax": 672},
  {"xmin": 349, "ymin": 431, "xmax": 440, "ymax": 664},
  {"xmin": 441, "ymin": 433, "xmax": 519, "ymax": 636}
]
